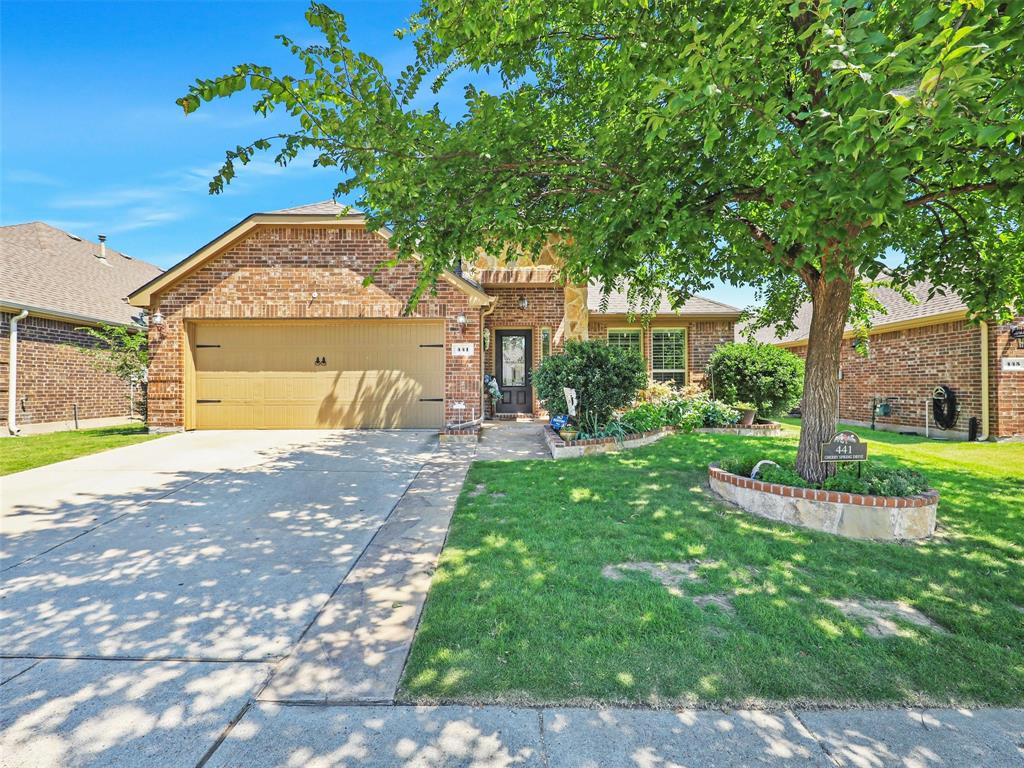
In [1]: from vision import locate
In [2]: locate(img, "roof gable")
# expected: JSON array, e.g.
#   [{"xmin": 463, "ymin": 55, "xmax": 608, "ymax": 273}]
[{"xmin": 127, "ymin": 205, "xmax": 491, "ymax": 308}]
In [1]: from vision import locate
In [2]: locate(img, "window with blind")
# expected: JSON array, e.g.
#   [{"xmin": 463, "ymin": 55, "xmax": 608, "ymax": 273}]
[
  {"xmin": 607, "ymin": 329, "xmax": 642, "ymax": 357},
  {"xmin": 651, "ymin": 329, "xmax": 686, "ymax": 383}
]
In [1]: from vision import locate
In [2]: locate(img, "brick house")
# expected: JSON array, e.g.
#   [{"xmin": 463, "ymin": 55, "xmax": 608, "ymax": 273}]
[
  {"xmin": 127, "ymin": 201, "xmax": 740, "ymax": 435},
  {"xmin": 754, "ymin": 283, "xmax": 1024, "ymax": 440},
  {"xmin": 1, "ymin": 222, "xmax": 162, "ymax": 434}
]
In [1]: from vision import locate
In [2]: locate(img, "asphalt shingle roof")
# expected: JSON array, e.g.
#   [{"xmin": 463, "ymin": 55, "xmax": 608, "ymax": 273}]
[
  {"xmin": 752, "ymin": 280, "xmax": 968, "ymax": 345},
  {"xmin": 1, "ymin": 222, "xmax": 162, "ymax": 326},
  {"xmin": 269, "ymin": 200, "xmax": 361, "ymax": 216},
  {"xmin": 587, "ymin": 282, "xmax": 741, "ymax": 316}
]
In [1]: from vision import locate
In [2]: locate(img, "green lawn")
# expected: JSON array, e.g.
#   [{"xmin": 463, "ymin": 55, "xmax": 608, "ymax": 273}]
[
  {"xmin": 0, "ymin": 424, "xmax": 163, "ymax": 475},
  {"xmin": 400, "ymin": 423, "xmax": 1024, "ymax": 708}
]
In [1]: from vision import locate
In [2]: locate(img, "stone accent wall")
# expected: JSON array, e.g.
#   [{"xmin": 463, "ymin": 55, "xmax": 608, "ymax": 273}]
[
  {"xmin": 587, "ymin": 318, "xmax": 736, "ymax": 387},
  {"xmin": 146, "ymin": 225, "xmax": 480, "ymax": 430},
  {"xmin": 466, "ymin": 240, "xmax": 562, "ymax": 275},
  {"xmin": 481, "ymin": 284, "xmax": 566, "ymax": 416},
  {"xmin": 563, "ymin": 283, "xmax": 590, "ymax": 341},
  {"xmin": 788, "ymin": 315, "xmax": 1023, "ymax": 439},
  {"xmin": 1, "ymin": 313, "xmax": 134, "ymax": 429}
]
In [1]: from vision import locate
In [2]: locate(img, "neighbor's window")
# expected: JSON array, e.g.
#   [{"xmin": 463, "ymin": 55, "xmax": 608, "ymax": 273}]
[
  {"xmin": 607, "ymin": 329, "xmax": 642, "ymax": 357},
  {"xmin": 651, "ymin": 329, "xmax": 686, "ymax": 383},
  {"xmin": 540, "ymin": 327, "xmax": 552, "ymax": 359}
]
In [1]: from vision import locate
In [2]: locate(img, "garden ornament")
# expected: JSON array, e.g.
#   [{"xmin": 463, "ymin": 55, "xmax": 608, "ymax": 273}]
[
  {"xmin": 750, "ymin": 460, "xmax": 779, "ymax": 480},
  {"xmin": 563, "ymin": 387, "xmax": 578, "ymax": 417}
]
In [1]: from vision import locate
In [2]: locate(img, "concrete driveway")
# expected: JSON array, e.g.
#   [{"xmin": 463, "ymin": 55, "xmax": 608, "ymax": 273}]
[{"xmin": 1, "ymin": 430, "xmax": 469, "ymax": 767}]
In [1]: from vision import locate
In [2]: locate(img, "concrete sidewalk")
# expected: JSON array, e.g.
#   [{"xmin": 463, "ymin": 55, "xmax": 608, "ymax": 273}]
[{"xmin": 203, "ymin": 702, "xmax": 1023, "ymax": 767}]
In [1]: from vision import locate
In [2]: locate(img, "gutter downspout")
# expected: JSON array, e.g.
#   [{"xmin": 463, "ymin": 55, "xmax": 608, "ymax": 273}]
[
  {"xmin": 980, "ymin": 321, "xmax": 990, "ymax": 441},
  {"xmin": 7, "ymin": 308, "xmax": 29, "ymax": 435}
]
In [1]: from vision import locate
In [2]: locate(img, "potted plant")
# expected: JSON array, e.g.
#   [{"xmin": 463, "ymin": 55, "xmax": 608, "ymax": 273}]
[
  {"xmin": 735, "ymin": 401, "xmax": 757, "ymax": 426},
  {"xmin": 559, "ymin": 423, "xmax": 579, "ymax": 442}
]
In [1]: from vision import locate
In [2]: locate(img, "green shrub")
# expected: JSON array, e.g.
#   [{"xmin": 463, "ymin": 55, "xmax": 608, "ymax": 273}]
[
  {"xmin": 706, "ymin": 343, "xmax": 805, "ymax": 417},
  {"xmin": 663, "ymin": 400, "xmax": 704, "ymax": 431},
  {"xmin": 823, "ymin": 463, "xmax": 930, "ymax": 496},
  {"xmin": 693, "ymin": 397, "xmax": 741, "ymax": 427},
  {"xmin": 620, "ymin": 402, "xmax": 667, "ymax": 433},
  {"xmin": 622, "ymin": 395, "xmax": 740, "ymax": 435},
  {"xmin": 533, "ymin": 339, "xmax": 648, "ymax": 427},
  {"xmin": 719, "ymin": 456, "xmax": 930, "ymax": 497},
  {"xmin": 757, "ymin": 464, "xmax": 812, "ymax": 488},
  {"xmin": 718, "ymin": 455, "xmax": 759, "ymax": 476}
]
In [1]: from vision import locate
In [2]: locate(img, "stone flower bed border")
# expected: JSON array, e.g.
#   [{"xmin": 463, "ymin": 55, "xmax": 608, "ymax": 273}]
[
  {"xmin": 544, "ymin": 421, "xmax": 783, "ymax": 459},
  {"xmin": 708, "ymin": 464, "xmax": 939, "ymax": 540}
]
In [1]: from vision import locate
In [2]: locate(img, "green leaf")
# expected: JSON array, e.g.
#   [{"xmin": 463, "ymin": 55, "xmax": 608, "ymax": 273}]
[{"xmin": 912, "ymin": 7, "xmax": 936, "ymax": 30}]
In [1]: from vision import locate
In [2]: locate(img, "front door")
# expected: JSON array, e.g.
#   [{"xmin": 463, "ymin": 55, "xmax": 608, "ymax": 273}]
[{"xmin": 495, "ymin": 330, "xmax": 533, "ymax": 414}]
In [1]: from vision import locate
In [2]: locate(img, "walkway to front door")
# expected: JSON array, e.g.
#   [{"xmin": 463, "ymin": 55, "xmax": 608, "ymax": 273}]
[
  {"xmin": 494, "ymin": 329, "xmax": 533, "ymax": 414},
  {"xmin": 477, "ymin": 420, "xmax": 550, "ymax": 460}
]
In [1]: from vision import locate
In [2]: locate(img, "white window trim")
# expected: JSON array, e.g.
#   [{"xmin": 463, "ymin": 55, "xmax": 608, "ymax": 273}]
[
  {"xmin": 651, "ymin": 328, "xmax": 687, "ymax": 384},
  {"xmin": 607, "ymin": 327, "xmax": 644, "ymax": 358}
]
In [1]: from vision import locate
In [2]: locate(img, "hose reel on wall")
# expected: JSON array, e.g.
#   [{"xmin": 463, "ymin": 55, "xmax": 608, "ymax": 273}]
[{"xmin": 931, "ymin": 385, "xmax": 959, "ymax": 430}]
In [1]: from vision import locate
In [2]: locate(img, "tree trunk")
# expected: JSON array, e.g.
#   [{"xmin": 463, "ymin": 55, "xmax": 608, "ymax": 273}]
[{"xmin": 795, "ymin": 276, "xmax": 854, "ymax": 483}]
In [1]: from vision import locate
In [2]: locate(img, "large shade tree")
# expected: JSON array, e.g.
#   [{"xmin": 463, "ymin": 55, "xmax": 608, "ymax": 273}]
[{"xmin": 181, "ymin": 0, "xmax": 1023, "ymax": 481}]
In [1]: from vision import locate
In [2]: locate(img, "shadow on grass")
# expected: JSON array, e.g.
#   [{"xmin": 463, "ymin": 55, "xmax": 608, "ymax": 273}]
[{"xmin": 401, "ymin": 430, "xmax": 1024, "ymax": 708}]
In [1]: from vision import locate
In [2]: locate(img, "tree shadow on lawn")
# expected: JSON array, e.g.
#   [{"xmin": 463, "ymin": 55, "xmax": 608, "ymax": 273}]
[{"xmin": 400, "ymin": 431, "xmax": 1024, "ymax": 708}]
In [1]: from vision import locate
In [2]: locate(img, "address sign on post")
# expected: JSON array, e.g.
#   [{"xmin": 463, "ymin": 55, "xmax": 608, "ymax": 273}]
[{"xmin": 820, "ymin": 431, "xmax": 868, "ymax": 462}]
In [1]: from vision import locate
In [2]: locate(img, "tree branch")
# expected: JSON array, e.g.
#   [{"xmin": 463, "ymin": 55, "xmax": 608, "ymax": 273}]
[
  {"xmin": 904, "ymin": 182, "xmax": 1000, "ymax": 208},
  {"xmin": 732, "ymin": 214, "xmax": 777, "ymax": 253}
]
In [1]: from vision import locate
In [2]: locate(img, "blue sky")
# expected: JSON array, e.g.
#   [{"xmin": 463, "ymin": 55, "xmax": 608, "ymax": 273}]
[{"xmin": 1, "ymin": 0, "xmax": 756, "ymax": 308}]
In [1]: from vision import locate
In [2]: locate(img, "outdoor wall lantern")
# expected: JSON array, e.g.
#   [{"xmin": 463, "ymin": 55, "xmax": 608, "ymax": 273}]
[
  {"xmin": 1011, "ymin": 324, "xmax": 1024, "ymax": 350},
  {"xmin": 455, "ymin": 312, "xmax": 468, "ymax": 332},
  {"xmin": 518, "ymin": 297, "xmax": 529, "ymax": 310},
  {"xmin": 150, "ymin": 311, "xmax": 164, "ymax": 326}
]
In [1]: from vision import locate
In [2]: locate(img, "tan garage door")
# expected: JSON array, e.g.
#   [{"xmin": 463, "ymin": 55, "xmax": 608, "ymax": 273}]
[{"xmin": 190, "ymin": 320, "xmax": 444, "ymax": 429}]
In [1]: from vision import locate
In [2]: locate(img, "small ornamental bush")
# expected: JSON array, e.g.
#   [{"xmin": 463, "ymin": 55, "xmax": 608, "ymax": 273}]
[
  {"xmin": 533, "ymin": 339, "xmax": 647, "ymax": 427},
  {"xmin": 718, "ymin": 455, "xmax": 759, "ymax": 477},
  {"xmin": 823, "ymin": 463, "xmax": 930, "ymax": 496},
  {"xmin": 757, "ymin": 464, "xmax": 812, "ymax": 488},
  {"xmin": 620, "ymin": 402, "xmax": 666, "ymax": 433},
  {"xmin": 706, "ymin": 343, "xmax": 804, "ymax": 417},
  {"xmin": 694, "ymin": 397, "xmax": 741, "ymax": 427},
  {"xmin": 634, "ymin": 381, "xmax": 706, "ymax": 405},
  {"xmin": 721, "ymin": 457, "xmax": 930, "ymax": 497},
  {"xmin": 620, "ymin": 395, "xmax": 740, "ymax": 434}
]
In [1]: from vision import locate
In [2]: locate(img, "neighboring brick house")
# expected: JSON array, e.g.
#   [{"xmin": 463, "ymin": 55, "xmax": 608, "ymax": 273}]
[
  {"xmin": 127, "ymin": 201, "xmax": 741, "ymax": 435},
  {"xmin": 1, "ymin": 222, "xmax": 162, "ymax": 434},
  {"xmin": 754, "ymin": 282, "xmax": 1024, "ymax": 441}
]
